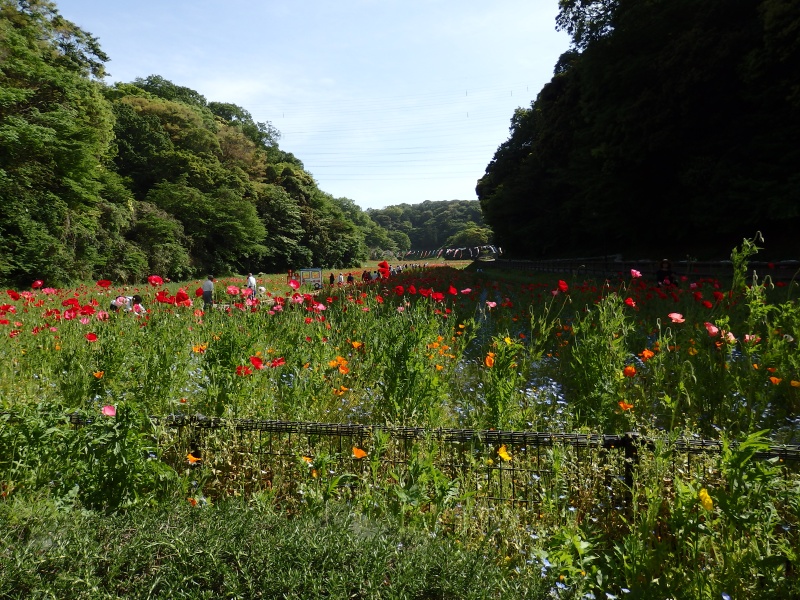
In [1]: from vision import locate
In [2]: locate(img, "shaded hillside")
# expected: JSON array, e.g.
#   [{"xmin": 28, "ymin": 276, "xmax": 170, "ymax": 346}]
[{"xmin": 477, "ymin": 0, "xmax": 800, "ymax": 259}]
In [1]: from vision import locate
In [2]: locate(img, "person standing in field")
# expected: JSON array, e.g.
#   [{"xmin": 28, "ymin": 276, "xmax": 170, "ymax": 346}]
[
  {"xmin": 202, "ymin": 275, "xmax": 214, "ymax": 309},
  {"xmin": 656, "ymin": 259, "xmax": 677, "ymax": 286},
  {"xmin": 246, "ymin": 272, "xmax": 257, "ymax": 298}
]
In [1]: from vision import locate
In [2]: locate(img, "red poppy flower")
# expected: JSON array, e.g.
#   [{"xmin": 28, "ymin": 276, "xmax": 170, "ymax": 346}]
[
  {"xmin": 270, "ymin": 357, "xmax": 286, "ymax": 368},
  {"xmin": 431, "ymin": 291, "xmax": 445, "ymax": 302},
  {"xmin": 624, "ymin": 297, "xmax": 636, "ymax": 308},
  {"xmin": 236, "ymin": 365, "xmax": 253, "ymax": 376},
  {"xmin": 448, "ymin": 285, "xmax": 457, "ymax": 295},
  {"xmin": 147, "ymin": 275, "xmax": 163, "ymax": 286},
  {"xmin": 175, "ymin": 288, "xmax": 191, "ymax": 307},
  {"xmin": 85, "ymin": 332, "xmax": 98, "ymax": 342},
  {"xmin": 408, "ymin": 285, "xmax": 417, "ymax": 295},
  {"xmin": 250, "ymin": 356, "xmax": 265, "ymax": 370},
  {"xmin": 6, "ymin": 290, "xmax": 20, "ymax": 301},
  {"xmin": 96, "ymin": 279, "xmax": 112, "ymax": 288},
  {"xmin": 31, "ymin": 280, "xmax": 43, "ymax": 289},
  {"xmin": 557, "ymin": 280, "xmax": 568, "ymax": 293},
  {"xmin": 394, "ymin": 285, "xmax": 404, "ymax": 296},
  {"xmin": 375, "ymin": 295, "xmax": 384, "ymax": 304}
]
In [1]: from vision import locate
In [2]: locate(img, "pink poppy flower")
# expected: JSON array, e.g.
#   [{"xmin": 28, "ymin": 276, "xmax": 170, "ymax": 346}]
[
  {"xmin": 486, "ymin": 301, "xmax": 497, "ymax": 308},
  {"xmin": 226, "ymin": 285, "xmax": 240, "ymax": 296},
  {"xmin": 630, "ymin": 269, "xmax": 642, "ymax": 278},
  {"xmin": 704, "ymin": 322, "xmax": 720, "ymax": 337},
  {"xmin": 288, "ymin": 279, "xmax": 300, "ymax": 290},
  {"xmin": 460, "ymin": 288, "xmax": 472, "ymax": 294},
  {"xmin": 668, "ymin": 313, "xmax": 685, "ymax": 323},
  {"xmin": 101, "ymin": 405, "xmax": 116, "ymax": 417}
]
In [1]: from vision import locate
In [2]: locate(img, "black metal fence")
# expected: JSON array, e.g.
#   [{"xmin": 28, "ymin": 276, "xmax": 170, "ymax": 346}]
[
  {"xmin": 488, "ymin": 256, "xmax": 799, "ymax": 283},
  {"xmin": 69, "ymin": 414, "xmax": 800, "ymax": 508}
]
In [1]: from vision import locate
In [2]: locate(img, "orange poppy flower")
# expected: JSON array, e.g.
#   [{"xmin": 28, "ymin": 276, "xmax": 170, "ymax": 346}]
[
  {"xmin": 618, "ymin": 401, "xmax": 634, "ymax": 411},
  {"xmin": 622, "ymin": 365, "xmax": 636, "ymax": 378},
  {"xmin": 187, "ymin": 453, "xmax": 202, "ymax": 464},
  {"xmin": 352, "ymin": 447, "xmax": 367, "ymax": 459},
  {"xmin": 93, "ymin": 371, "xmax": 104, "ymax": 379},
  {"xmin": 485, "ymin": 353, "xmax": 495, "ymax": 368}
]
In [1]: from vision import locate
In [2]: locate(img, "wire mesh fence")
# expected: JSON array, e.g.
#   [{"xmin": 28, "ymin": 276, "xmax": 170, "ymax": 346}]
[{"xmin": 68, "ymin": 414, "xmax": 800, "ymax": 510}]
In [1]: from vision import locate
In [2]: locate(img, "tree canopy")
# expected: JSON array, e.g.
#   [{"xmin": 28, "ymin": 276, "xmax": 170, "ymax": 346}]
[
  {"xmin": 478, "ymin": 0, "xmax": 800, "ymax": 259},
  {"xmin": 368, "ymin": 200, "xmax": 489, "ymax": 251},
  {"xmin": 0, "ymin": 0, "xmax": 404, "ymax": 286}
]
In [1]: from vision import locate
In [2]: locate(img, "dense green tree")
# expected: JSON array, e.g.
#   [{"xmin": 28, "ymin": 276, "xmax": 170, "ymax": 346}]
[
  {"xmin": 0, "ymin": 0, "xmax": 116, "ymax": 285},
  {"xmin": 368, "ymin": 200, "xmax": 489, "ymax": 250},
  {"xmin": 0, "ymin": 2, "xmax": 395, "ymax": 285},
  {"xmin": 478, "ymin": 0, "xmax": 800, "ymax": 259}
]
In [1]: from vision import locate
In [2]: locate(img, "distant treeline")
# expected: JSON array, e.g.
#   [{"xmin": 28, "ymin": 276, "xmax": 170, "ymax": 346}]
[
  {"xmin": 477, "ymin": 0, "xmax": 800, "ymax": 259},
  {"xmin": 0, "ymin": 0, "xmax": 488, "ymax": 287},
  {"xmin": 368, "ymin": 200, "xmax": 492, "ymax": 251}
]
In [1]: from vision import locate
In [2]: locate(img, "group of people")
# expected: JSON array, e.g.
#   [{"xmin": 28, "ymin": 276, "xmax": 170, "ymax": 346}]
[
  {"xmin": 108, "ymin": 261, "xmax": 677, "ymax": 315},
  {"xmin": 109, "ymin": 294, "xmax": 144, "ymax": 313}
]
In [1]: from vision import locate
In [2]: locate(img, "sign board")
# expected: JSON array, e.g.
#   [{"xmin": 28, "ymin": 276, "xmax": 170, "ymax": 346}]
[{"xmin": 299, "ymin": 268, "xmax": 323, "ymax": 289}]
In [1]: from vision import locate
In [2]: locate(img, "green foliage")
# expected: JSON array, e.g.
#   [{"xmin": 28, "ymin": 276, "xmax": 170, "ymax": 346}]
[
  {"xmin": 0, "ymin": 501, "xmax": 528, "ymax": 599},
  {"xmin": 482, "ymin": 0, "xmax": 800, "ymax": 259},
  {"xmin": 369, "ymin": 200, "xmax": 490, "ymax": 250},
  {"xmin": 0, "ymin": 2, "xmax": 394, "ymax": 286}
]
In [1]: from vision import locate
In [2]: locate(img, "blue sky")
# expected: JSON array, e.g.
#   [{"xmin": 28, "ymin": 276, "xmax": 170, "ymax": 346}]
[{"xmin": 56, "ymin": 0, "xmax": 571, "ymax": 210}]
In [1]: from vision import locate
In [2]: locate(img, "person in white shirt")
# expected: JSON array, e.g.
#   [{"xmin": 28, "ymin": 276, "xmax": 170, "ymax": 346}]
[
  {"xmin": 202, "ymin": 276, "xmax": 214, "ymax": 309},
  {"xmin": 246, "ymin": 273, "xmax": 257, "ymax": 298}
]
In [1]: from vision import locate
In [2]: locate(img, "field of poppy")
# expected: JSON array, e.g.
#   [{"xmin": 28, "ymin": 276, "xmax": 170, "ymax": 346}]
[{"xmin": 1, "ymin": 240, "xmax": 799, "ymax": 598}]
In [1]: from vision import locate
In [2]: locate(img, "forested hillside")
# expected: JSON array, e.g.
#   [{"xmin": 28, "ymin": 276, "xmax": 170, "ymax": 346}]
[
  {"xmin": 0, "ymin": 0, "xmax": 396, "ymax": 286},
  {"xmin": 368, "ymin": 200, "xmax": 492, "ymax": 250},
  {"xmin": 477, "ymin": 0, "xmax": 800, "ymax": 259}
]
